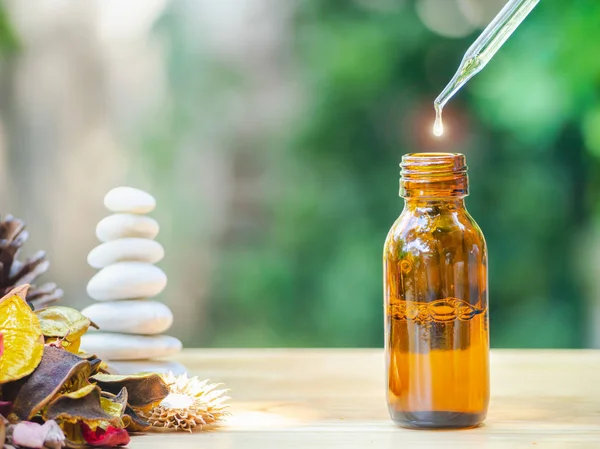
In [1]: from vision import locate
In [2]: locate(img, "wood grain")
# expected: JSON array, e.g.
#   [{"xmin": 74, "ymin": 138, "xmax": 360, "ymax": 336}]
[{"xmin": 128, "ymin": 349, "xmax": 600, "ymax": 448}]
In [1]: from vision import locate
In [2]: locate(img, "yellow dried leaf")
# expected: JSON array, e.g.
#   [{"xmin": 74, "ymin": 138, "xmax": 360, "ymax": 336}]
[
  {"xmin": 0, "ymin": 285, "xmax": 44, "ymax": 384},
  {"xmin": 36, "ymin": 306, "xmax": 92, "ymax": 341},
  {"xmin": 44, "ymin": 336, "xmax": 82, "ymax": 354},
  {"xmin": 60, "ymin": 422, "xmax": 85, "ymax": 445},
  {"xmin": 100, "ymin": 388, "xmax": 128, "ymax": 421},
  {"xmin": 36, "ymin": 306, "xmax": 95, "ymax": 354},
  {"xmin": 45, "ymin": 384, "xmax": 124, "ymax": 431},
  {"xmin": 90, "ymin": 373, "xmax": 169, "ymax": 408},
  {"xmin": 59, "ymin": 384, "xmax": 97, "ymax": 400}
]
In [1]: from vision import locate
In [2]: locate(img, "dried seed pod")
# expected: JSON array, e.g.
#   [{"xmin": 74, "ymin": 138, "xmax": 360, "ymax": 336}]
[{"xmin": 138, "ymin": 372, "xmax": 229, "ymax": 432}]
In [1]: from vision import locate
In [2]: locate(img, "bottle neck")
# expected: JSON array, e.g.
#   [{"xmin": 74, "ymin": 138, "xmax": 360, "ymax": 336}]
[
  {"xmin": 404, "ymin": 198, "xmax": 466, "ymax": 209},
  {"xmin": 399, "ymin": 153, "xmax": 469, "ymax": 200}
]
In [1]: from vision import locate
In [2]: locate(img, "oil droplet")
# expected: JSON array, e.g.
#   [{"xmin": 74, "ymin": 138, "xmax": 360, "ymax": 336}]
[{"xmin": 433, "ymin": 104, "xmax": 444, "ymax": 137}]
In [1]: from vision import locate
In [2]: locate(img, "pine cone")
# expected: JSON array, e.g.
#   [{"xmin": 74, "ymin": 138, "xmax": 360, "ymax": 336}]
[{"xmin": 0, "ymin": 214, "xmax": 63, "ymax": 309}]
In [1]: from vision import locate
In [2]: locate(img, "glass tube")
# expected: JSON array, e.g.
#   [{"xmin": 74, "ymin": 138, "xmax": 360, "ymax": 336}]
[{"xmin": 433, "ymin": 0, "xmax": 541, "ymax": 136}]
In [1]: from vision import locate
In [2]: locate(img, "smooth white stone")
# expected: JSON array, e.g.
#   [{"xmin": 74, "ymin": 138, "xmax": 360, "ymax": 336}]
[
  {"xmin": 108, "ymin": 360, "xmax": 187, "ymax": 376},
  {"xmin": 82, "ymin": 300, "xmax": 173, "ymax": 335},
  {"xmin": 81, "ymin": 333, "xmax": 182, "ymax": 360},
  {"xmin": 96, "ymin": 214, "xmax": 159, "ymax": 242},
  {"xmin": 87, "ymin": 262, "xmax": 167, "ymax": 301},
  {"xmin": 88, "ymin": 238, "xmax": 164, "ymax": 268},
  {"xmin": 104, "ymin": 187, "xmax": 156, "ymax": 214}
]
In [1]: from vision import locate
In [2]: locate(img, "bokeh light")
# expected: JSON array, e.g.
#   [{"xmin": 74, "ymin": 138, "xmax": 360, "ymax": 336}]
[{"xmin": 0, "ymin": 0, "xmax": 598, "ymax": 350}]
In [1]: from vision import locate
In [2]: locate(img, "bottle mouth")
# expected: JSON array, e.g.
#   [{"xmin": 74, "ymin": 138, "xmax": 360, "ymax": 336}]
[
  {"xmin": 399, "ymin": 153, "xmax": 468, "ymax": 198},
  {"xmin": 400, "ymin": 153, "xmax": 467, "ymax": 177}
]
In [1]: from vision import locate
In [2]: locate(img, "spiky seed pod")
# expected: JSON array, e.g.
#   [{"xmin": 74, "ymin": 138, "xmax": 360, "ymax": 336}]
[{"xmin": 138, "ymin": 372, "xmax": 229, "ymax": 432}]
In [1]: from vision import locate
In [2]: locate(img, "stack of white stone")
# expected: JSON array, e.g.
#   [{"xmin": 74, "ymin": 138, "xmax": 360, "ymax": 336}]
[{"xmin": 81, "ymin": 187, "xmax": 184, "ymax": 374}]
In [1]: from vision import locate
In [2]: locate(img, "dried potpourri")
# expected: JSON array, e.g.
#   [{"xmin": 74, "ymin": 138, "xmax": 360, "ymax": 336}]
[
  {"xmin": 0, "ymin": 284, "xmax": 229, "ymax": 449},
  {"xmin": 0, "ymin": 285, "xmax": 168, "ymax": 448}
]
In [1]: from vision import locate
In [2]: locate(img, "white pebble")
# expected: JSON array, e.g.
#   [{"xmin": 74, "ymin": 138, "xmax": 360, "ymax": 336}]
[
  {"xmin": 104, "ymin": 187, "xmax": 156, "ymax": 214},
  {"xmin": 88, "ymin": 238, "xmax": 164, "ymax": 269},
  {"xmin": 81, "ymin": 333, "xmax": 182, "ymax": 360},
  {"xmin": 87, "ymin": 262, "xmax": 167, "ymax": 301},
  {"xmin": 96, "ymin": 214, "xmax": 159, "ymax": 242},
  {"xmin": 108, "ymin": 360, "xmax": 187, "ymax": 376},
  {"xmin": 82, "ymin": 300, "xmax": 173, "ymax": 335}
]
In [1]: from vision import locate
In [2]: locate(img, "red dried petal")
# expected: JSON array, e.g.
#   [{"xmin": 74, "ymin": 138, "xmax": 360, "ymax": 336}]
[{"xmin": 81, "ymin": 423, "xmax": 130, "ymax": 447}]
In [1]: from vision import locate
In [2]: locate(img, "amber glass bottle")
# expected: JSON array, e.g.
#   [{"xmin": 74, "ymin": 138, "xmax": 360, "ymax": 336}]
[{"xmin": 383, "ymin": 153, "xmax": 489, "ymax": 429}]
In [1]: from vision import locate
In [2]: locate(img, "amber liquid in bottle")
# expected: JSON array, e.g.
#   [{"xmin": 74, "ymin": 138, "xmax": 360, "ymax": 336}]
[{"xmin": 383, "ymin": 153, "xmax": 489, "ymax": 429}]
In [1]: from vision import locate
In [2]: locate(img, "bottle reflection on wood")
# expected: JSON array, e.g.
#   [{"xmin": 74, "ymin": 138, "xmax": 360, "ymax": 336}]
[{"xmin": 383, "ymin": 153, "xmax": 489, "ymax": 429}]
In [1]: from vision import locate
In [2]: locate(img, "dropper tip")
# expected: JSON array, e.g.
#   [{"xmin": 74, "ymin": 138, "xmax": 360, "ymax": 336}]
[{"xmin": 433, "ymin": 104, "xmax": 444, "ymax": 137}]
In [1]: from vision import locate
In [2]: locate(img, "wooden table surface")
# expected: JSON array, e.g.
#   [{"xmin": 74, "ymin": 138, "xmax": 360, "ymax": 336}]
[{"xmin": 128, "ymin": 349, "xmax": 600, "ymax": 449}]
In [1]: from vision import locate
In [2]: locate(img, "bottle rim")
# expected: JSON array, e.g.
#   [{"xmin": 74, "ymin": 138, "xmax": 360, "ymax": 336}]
[
  {"xmin": 400, "ymin": 153, "xmax": 467, "ymax": 177},
  {"xmin": 399, "ymin": 152, "xmax": 468, "ymax": 198}
]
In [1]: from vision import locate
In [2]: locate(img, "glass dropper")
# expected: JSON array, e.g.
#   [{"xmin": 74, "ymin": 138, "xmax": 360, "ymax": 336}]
[{"xmin": 433, "ymin": 0, "xmax": 541, "ymax": 136}]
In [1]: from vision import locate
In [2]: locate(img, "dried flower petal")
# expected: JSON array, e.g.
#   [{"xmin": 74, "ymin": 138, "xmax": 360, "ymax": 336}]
[
  {"xmin": 10, "ymin": 420, "xmax": 65, "ymax": 449},
  {"xmin": 12, "ymin": 421, "xmax": 46, "ymax": 448},
  {"xmin": 44, "ymin": 385, "xmax": 123, "ymax": 430},
  {"xmin": 0, "ymin": 285, "xmax": 44, "ymax": 384},
  {"xmin": 99, "ymin": 388, "xmax": 128, "ymax": 423},
  {"xmin": 41, "ymin": 421, "xmax": 65, "ymax": 449},
  {"xmin": 123, "ymin": 404, "xmax": 151, "ymax": 432},
  {"xmin": 90, "ymin": 373, "xmax": 169, "ymax": 408},
  {"xmin": 36, "ymin": 307, "xmax": 95, "ymax": 354},
  {"xmin": 81, "ymin": 423, "xmax": 129, "ymax": 447},
  {"xmin": 12, "ymin": 346, "xmax": 91, "ymax": 420}
]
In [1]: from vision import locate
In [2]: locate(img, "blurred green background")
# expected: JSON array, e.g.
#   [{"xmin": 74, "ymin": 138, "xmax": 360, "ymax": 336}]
[{"xmin": 0, "ymin": 0, "xmax": 599, "ymax": 349}]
